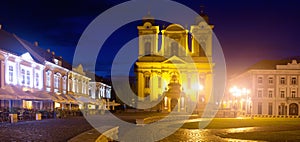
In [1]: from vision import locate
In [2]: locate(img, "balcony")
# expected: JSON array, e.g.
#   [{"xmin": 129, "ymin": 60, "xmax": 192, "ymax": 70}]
[{"xmin": 286, "ymin": 97, "xmax": 300, "ymax": 101}]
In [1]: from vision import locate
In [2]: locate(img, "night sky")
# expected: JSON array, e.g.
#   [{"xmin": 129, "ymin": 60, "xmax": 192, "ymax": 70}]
[{"xmin": 1, "ymin": 0, "xmax": 300, "ymax": 77}]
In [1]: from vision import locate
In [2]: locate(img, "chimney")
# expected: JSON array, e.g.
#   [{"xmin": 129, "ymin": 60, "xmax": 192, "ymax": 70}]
[
  {"xmin": 47, "ymin": 49, "xmax": 50, "ymax": 53},
  {"xmin": 34, "ymin": 41, "xmax": 39, "ymax": 47}
]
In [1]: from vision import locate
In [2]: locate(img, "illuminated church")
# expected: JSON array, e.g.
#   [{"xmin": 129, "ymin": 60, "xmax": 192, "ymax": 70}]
[{"xmin": 135, "ymin": 12, "xmax": 214, "ymax": 112}]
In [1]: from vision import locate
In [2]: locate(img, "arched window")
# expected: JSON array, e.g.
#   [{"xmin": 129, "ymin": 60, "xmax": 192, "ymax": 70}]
[
  {"xmin": 171, "ymin": 42, "xmax": 178, "ymax": 56},
  {"xmin": 145, "ymin": 76, "xmax": 150, "ymax": 88},
  {"xmin": 144, "ymin": 42, "xmax": 151, "ymax": 55}
]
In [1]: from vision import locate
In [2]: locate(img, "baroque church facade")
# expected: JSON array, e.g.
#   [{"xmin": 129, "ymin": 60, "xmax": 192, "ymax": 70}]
[{"xmin": 135, "ymin": 12, "xmax": 215, "ymax": 112}]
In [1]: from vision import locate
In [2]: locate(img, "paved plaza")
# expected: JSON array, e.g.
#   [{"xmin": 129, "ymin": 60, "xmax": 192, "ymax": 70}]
[
  {"xmin": 0, "ymin": 116, "xmax": 93, "ymax": 142},
  {"xmin": 2, "ymin": 113, "xmax": 300, "ymax": 141}
]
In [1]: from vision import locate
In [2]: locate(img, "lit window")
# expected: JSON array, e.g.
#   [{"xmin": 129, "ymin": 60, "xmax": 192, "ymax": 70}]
[
  {"xmin": 280, "ymin": 77, "xmax": 286, "ymax": 85},
  {"xmin": 26, "ymin": 71, "xmax": 30, "ymax": 85},
  {"xmin": 144, "ymin": 42, "xmax": 151, "ymax": 55},
  {"xmin": 171, "ymin": 42, "xmax": 178, "ymax": 56},
  {"xmin": 8, "ymin": 66, "xmax": 13, "ymax": 82},
  {"xmin": 258, "ymin": 77, "xmax": 263, "ymax": 84},
  {"xmin": 35, "ymin": 73, "xmax": 39, "ymax": 87},
  {"xmin": 21, "ymin": 69, "xmax": 25, "ymax": 85},
  {"xmin": 54, "ymin": 73, "xmax": 61, "ymax": 90},
  {"xmin": 46, "ymin": 70, "xmax": 51, "ymax": 87},
  {"xmin": 291, "ymin": 77, "xmax": 297, "ymax": 85},
  {"xmin": 54, "ymin": 75, "xmax": 58, "ymax": 88},
  {"xmin": 62, "ymin": 76, "xmax": 66, "ymax": 90}
]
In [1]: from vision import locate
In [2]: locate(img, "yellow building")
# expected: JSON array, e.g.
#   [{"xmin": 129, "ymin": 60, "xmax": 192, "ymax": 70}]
[{"xmin": 135, "ymin": 13, "xmax": 214, "ymax": 112}]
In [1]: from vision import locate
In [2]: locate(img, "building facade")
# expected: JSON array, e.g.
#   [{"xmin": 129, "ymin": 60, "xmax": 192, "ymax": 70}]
[
  {"xmin": 135, "ymin": 13, "xmax": 214, "ymax": 112},
  {"xmin": 0, "ymin": 25, "xmax": 104, "ymax": 113},
  {"xmin": 227, "ymin": 59, "xmax": 300, "ymax": 116}
]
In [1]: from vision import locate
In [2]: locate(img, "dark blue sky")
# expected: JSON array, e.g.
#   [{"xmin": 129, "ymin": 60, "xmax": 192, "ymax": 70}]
[{"xmin": 1, "ymin": 0, "xmax": 300, "ymax": 77}]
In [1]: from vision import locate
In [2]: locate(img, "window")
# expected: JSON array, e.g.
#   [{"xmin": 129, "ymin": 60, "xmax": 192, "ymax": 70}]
[
  {"xmin": 8, "ymin": 65, "xmax": 13, "ymax": 82},
  {"xmin": 258, "ymin": 102, "xmax": 262, "ymax": 114},
  {"xmin": 72, "ymin": 78, "xmax": 76, "ymax": 92},
  {"xmin": 21, "ymin": 69, "xmax": 25, "ymax": 85},
  {"xmin": 291, "ymin": 91, "xmax": 296, "ymax": 98},
  {"xmin": 291, "ymin": 77, "xmax": 297, "ymax": 85},
  {"xmin": 268, "ymin": 77, "xmax": 273, "ymax": 84},
  {"xmin": 258, "ymin": 90, "xmax": 263, "ymax": 98},
  {"xmin": 145, "ymin": 76, "xmax": 150, "ymax": 88},
  {"xmin": 258, "ymin": 77, "xmax": 263, "ymax": 84},
  {"xmin": 54, "ymin": 74, "xmax": 58, "ymax": 89},
  {"xmin": 171, "ymin": 42, "xmax": 179, "ymax": 56},
  {"xmin": 62, "ymin": 76, "xmax": 67, "ymax": 90},
  {"xmin": 268, "ymin": 103, "xmax": 273, "ymax": 115},
  {"xmin": 280, "ymin": 77, "xmax": 286, "ymax": 85},
  {"xmin": 279, "ymin": 104, "xmax": 287, "ymax": 115},
  {"xmin": 46, "ymin": 70, "xmax": 51, "ymax": 87},
  {"xmin": 26, "ymin": 71, "xmax": 30, "ymax": 85},
  {"xmin": 82, "ymin": 81, "xmax": 86, "ymax": 94},
  {"xmin": 74, "ymin": 79, "xmax": 78, "ymax": 93},
  {"xmin": 35, "ymin": 73, "xmax": 39, "ymax": 87},
  {"xmin": 268, "ymin": 90, "xmax": 273, "ymax": 98},
  {"xmin": 144, "ymin": 42, "xmax": 151, "ymax": 55},
  {"xmin": 280, "ymin": 91, "xmax": 285, "ymax": 98}
]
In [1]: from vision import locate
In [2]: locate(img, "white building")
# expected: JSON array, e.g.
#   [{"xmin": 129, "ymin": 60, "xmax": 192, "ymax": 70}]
[
  {"xmin": 226, "ymin": 59, "xmax": 300, "ymax": 117},
  {"xmin": 0, "ymin": 25, "xmax": 93, "ymax": 112}
]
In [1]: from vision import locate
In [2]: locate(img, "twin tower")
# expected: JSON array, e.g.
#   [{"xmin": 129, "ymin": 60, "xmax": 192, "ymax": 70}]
[{"xmin": 135, "ymin": 12, "xmax": 214, "ymax": 112}]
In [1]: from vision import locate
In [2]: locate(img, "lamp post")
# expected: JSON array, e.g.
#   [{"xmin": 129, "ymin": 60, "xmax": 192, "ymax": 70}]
[
  {"xmin": 195, "ymin": 83, "xmax": 204, "ymax": 114},
  {"xmin": 230, "ymin": 86, "xmax": 241, "ymax": 117}
]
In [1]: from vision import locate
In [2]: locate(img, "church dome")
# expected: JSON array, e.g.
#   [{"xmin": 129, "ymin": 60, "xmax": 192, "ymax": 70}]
[{"xmin": 165, "ymin": 24, "xmax": 185, "ymax": 31}]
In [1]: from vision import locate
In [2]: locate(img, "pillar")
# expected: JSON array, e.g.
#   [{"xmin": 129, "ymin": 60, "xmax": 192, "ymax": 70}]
[{"xmin": 138, "ymin": 72, "xmax": 144, "ymax": 101}]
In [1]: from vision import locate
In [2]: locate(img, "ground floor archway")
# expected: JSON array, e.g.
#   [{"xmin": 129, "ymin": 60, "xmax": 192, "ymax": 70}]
[{"xmin": 289, "ymin": 103, "xmax": 298, "ymax": 115}]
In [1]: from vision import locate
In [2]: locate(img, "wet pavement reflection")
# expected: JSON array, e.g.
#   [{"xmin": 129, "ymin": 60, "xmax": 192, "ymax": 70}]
[{"xmin": 160, "ymin": 127, "xmax": 266, "ymax": 142}]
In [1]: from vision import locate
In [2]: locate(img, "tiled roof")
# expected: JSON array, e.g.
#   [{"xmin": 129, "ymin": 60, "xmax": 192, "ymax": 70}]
[
  {"xmin": 246, "ymin": 59, "xmax": 299, "ymax": 70},
  {"xmin": 0, "ymin": 30, "xmax": 30, "ymax": 56},
  {"xmin": 230, "ymin": 59, "xmax": 300, "ymax": 79},
  {"xmin": 0, "ymin": 29, "xmax": 72, "ymax": 69}
]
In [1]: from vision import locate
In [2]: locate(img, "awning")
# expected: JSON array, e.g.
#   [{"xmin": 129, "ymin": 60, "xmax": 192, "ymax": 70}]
[
  {"xmin": 31, "ymin": 91, "xmax": 56, "ymax": 101},
  {"xmin": 0, "ymin": 88, "xmax": 19, "ymax": 100},
  {"xmin": 76, "ymin": 96, "xmax": 99, "ymax": 105},
  {"xmin": 2, "ymin": 85, "xmax": 39, "ymax": 100}
]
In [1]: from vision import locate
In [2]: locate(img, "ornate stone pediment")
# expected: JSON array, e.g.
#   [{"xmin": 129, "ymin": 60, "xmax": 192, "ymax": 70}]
[{"xmin": 162, "ymin": 56, "xmax": 187, "ymax": 64}]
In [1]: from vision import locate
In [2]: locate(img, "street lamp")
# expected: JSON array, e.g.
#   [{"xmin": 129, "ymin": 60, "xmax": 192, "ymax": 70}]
[{"xmin": 229, "ymin": 86, "xmax": 242, "ymax": 117}]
